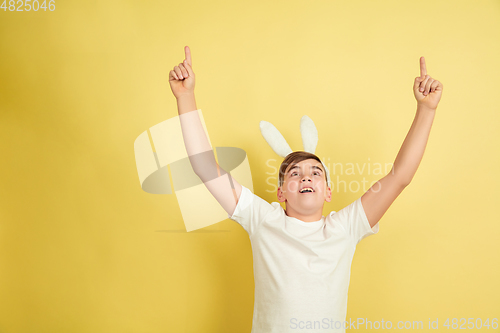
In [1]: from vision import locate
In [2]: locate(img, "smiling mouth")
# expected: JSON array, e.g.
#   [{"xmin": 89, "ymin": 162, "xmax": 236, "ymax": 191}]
[{"xmin": 299, "ymin": 188, "xmax": 315, "ymax": 193}]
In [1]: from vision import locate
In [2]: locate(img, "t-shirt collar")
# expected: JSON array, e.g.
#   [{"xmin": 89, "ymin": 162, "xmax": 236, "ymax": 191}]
[{"xmin": 285, "ymin": 214, "xmax": 324, "ymax": 226}]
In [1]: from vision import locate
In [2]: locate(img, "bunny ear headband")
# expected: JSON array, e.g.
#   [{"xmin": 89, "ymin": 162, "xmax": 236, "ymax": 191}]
[{"xmin": 259, "ymin": 115, "xmax": 331, "ymax": 188}]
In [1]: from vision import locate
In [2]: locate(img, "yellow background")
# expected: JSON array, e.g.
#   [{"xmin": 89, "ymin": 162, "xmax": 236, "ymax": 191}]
[{"xmin": 1, "ymin": 0, "xmax": 499, "ymax": 332}]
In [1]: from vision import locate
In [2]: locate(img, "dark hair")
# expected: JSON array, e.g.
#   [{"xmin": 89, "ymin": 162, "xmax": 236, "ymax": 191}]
[{"xmin": 278, "ymin": 151, "xmax": 328, "ymax": 188}]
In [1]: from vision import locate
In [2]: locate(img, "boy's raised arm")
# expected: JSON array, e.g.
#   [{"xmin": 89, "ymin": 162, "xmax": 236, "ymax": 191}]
[
  {"xmin": 361, "ymin": 57, "xmax": 443, "ymax": 228},
  {"xmin": 168, "ymin": 46, "xmax": 242, "ymax": 216}
]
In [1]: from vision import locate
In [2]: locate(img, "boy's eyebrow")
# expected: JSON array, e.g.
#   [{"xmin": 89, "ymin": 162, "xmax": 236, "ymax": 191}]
[{"xmin": 287, "ymin": 164, "xmax": 324, "ymax": 174}]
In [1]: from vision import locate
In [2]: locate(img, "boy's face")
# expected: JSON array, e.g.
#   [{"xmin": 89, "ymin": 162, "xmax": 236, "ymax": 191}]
[{"xmin": 277, "ymin": 159, "xmax": 332, "ymax": 214}]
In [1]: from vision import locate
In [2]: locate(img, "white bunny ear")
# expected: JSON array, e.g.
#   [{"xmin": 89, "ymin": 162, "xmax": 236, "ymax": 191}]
[
  {"xmin": 259, "ymin": 121, "xmax": 293, "ymax": 158},
  {"xmin": 300, "ymin": 115, "xmax": 318, "ymax": 154}
]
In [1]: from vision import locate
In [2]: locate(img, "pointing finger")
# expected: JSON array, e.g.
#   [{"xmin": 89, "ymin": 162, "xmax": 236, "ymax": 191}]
[
  {"xmin": 184, "ymin": 46, "xmax": 192, "ymax": 67},
  {"xmin": 183, "ymin": 59, "xmax": 194, "ymax": 77},
  {"xmin": 420, "ymin": 56, "xmax": 427, "ymax": 79}
]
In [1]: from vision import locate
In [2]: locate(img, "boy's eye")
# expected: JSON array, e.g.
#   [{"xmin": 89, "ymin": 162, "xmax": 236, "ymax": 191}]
[{"xmin": 291, "ymin": 172, "xmax": 320, "ymax": 176}]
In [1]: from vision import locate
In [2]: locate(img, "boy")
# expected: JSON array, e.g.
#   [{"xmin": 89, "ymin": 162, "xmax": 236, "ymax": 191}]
[{"xmin": 169, "ymin": 46, "xmax": 443, "ymax": 332}]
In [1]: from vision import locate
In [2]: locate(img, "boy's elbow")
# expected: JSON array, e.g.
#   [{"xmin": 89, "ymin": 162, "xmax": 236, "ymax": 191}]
[
  {"xmin": 400, "ymin": 177, "xmax": 412, "ymax": 187},
  {"xmin": 192, "ymin": 160, "xmax": 225, "ymax": 183},
  {"xmin": 389, "ymin": 172, "xmax": 412, "ymax": 187},
  {"xmin": 189, "ymin": 150, "xmax": 219, "ymax": 180}
]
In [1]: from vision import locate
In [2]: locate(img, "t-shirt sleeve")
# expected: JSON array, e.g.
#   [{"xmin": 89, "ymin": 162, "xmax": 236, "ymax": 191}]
[
  {"xmin": 227, "ymin": 185, "xmax": 276, "ymax": 236},
  {"xmin": 331, "ymin": 196, "xmax": 380, "ymax": 245}
]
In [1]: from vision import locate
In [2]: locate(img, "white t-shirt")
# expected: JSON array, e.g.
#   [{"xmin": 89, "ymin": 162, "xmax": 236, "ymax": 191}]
[{"xmin": 228, "ymin": 185, "xmax": 379, "ymax": 333}]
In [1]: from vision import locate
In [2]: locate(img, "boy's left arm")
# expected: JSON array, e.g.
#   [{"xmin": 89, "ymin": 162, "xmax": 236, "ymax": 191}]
[{"xmin": 361, "ymin": 57, "xmax": 443, "ymax": 228}]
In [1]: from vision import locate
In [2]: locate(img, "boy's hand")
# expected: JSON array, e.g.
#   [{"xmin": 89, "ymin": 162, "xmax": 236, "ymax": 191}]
[
  {"xmin": 413, "ymin": 56, "xmax": 443, "ymax": 110},
  {"xmin": 169, "ymin": 46, "xmax": 195, "ymax": 99}
]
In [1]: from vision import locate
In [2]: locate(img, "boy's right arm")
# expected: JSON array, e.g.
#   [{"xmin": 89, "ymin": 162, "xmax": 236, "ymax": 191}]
[
  {"xmin": 169, "ymin": 46, "xmax": 243, "ymax": 217},
  {"xmin": 176, "ymin": 93, "xmax": 243, "ymax": 217}
]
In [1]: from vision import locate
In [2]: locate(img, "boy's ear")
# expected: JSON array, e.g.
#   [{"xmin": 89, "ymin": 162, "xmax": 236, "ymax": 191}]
[
  {"xmin": 325, "ymin": 185, "xmax": 332, "ymax": 203},
  {"xmin": 277, "ymin": 186, "xmax": 286, "ymax": 203}
]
